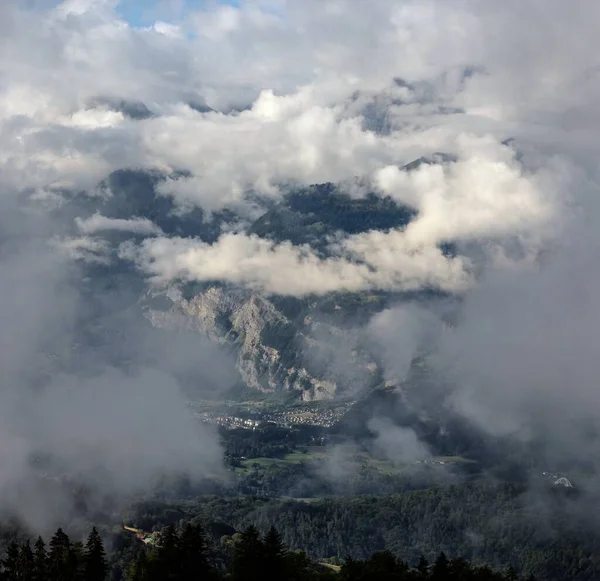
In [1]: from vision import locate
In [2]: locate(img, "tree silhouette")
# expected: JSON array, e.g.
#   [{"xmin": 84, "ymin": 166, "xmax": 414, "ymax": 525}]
[
  {"xmin": 155, "ymin": 524, "xmax": 180, "ymax": 581},
  {"xmin": 231, "ymin": 526, "xmax": 263, "ymax": 581},
  {"xmin": 2, "ymin": 541, "xmax": 20, "ymax": 581},
  {"xmin": 33, "ymin": 537, "xmax": 47, "ymax": 581},
  {"xmin": 47, "ymin": 527, "xmax": 79, "ymax": 581},
  {"xmin": 18, "ymin": 541, "xmax": 35, "ymax": 581},
  {"xmin": 178, "ymin": 523, "xmax": 211, "ymax": 579},
  {"xmin": 126, "ymin": 551, "xmax": 150, "ymax": 581},
  {"xmin": 84, "ymin": 528, "xmax": 107, "ymax": 581},
  {"xmin": 416, "ymin": 554, "xmax": 429, "ymax": 579},
  {"xmin": 0, "ymin": 522, "xmax": 559, "ymax": 581},
  {"xmin": 264, "ymin": 525, "xmax": 287, "ymax": 581},
  {"xmin": 432, "ymin": 552, "xmax": 449, "ymax": 581}
]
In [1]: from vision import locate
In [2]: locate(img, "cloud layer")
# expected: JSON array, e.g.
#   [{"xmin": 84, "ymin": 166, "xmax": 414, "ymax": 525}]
[{"xmin": 2, "ymin": 0, "xmax": 600, "ymax": 521}]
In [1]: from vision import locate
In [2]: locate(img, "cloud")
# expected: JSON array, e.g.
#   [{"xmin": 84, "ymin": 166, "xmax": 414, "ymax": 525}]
[
  {"xmin": 147, "ymin": 97, "xmax": 400, "ymax": 211},
  {"xmin": 437, "ymin": 206, "xmax": 600, "ymax": 442},
  {"xmin": 75, "ymin": 213, "xmax": 163, "ymax": 235},
  {"xmin": 375, "ymin": 136, "xmax": 555, "ymax": 246},
  {"xmin": 1, "ymin": 0, "xmax": 600, "ymax": 522},
  {"xmin": 1, "ymin": 0, "xmax": 588, "ymax": 231},
  {"xmin": 367, "ymin": 304, "xmax": 443, "ymax": 384},
  {"xmin": 0, "ymin": 216, "xmax": 235, "ymax": 529},
  {"xmin": 366, "ymin": 163, "xmax": 600, "ymax": 474},
  {"xmin": 29, "ymin": 368, "xmax": 223, "ymax": 490},
  {"xmin": 368, "ymin": 417, "xmax": 430, "ymax": 465},
  {"xmin": 120, "ymin": 230, "xmax": 470, "ymax": 296},
  {"xmin": 2, "ymin": 0, "xmax": 571, "ymax": 302},
  {"xmin": 50, "ymin": 235, "xmax": 112, "ymax": 264},
  {"xmin": 120, "ymin": 135, "xmax": 562, "ymax": 297}
]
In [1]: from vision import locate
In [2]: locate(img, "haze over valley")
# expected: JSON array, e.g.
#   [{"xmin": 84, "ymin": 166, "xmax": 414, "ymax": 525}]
[{"xmin": 1, "ymin": 1, "xmax": 600, "ymax": 579}]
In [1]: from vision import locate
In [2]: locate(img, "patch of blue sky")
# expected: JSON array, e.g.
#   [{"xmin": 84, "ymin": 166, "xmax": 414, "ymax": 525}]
[{"xmin": 116, "ymin": 0, "xmax": 240, "ymax": 28}]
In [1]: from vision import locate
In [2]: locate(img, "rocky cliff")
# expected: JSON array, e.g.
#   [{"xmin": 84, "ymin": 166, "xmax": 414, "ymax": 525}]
[{"xmin": 143, "ymin": 285, "xmax": 380, "ymax": 401}]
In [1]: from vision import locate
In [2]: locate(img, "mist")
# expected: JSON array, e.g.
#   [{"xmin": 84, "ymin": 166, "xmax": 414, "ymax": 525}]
[
  {"xmin": 0, "ymin": 191, "xmax": 236, "ymax": 532},
  {"xmin": 2, "ymin": 0, "xmax": 600, "ymax": 531}
]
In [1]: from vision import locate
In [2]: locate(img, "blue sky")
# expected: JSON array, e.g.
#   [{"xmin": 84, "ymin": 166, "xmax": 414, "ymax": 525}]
[
  {"xmin": 116, "ymin": 0, "xmax": 239, "ymax": 27},
  {"xmin": 24, "ymin": 0, "xmax": 239, "ymax": 27}
]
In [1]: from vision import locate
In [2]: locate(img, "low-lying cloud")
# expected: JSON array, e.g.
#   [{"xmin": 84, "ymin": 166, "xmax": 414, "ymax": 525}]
[
  {"xmin": 120, "ymin": 230, "xmax": 470, "ymax": 296},
  {"xmin": 1, "ymin": 0, "xmax": 600, "ymax": 524},
  {"xmin": 76, "ymin": 213, "xmax": 163, "ymax": 236},
  {"xmin": 120, "ymin": 139, "xmax": 559, "ymax": 297}
]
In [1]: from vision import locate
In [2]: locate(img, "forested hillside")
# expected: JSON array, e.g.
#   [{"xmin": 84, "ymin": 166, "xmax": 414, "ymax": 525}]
[
  {"xmin": 0, "ymin": 522, "xmax": 538, "ymax": 581},
  {"xmin": 123, "ymin": 482, "xmax": 600, "ymax": 581}
]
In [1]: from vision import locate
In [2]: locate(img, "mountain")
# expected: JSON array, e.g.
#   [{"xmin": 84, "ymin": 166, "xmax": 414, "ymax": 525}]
[
  {"xmin": 248, "ymin": 182, "xmax": 415, "ymax": 250},
  {"xmin": 52, "ymin": 157, "xmax": 458, "ymax": 401},
  {"xmin": 143, "ymin": 285, "xmax": 382, "ymax": 400}
]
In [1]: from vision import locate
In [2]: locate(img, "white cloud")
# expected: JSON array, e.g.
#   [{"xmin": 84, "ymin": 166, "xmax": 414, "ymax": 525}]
[
  {"xmin": 120, "ymin": 230, "xmax": 470, "ymax": 296},
  {"xmin": 1, "ymin": 0, "xmax": 593, "ymax": 220},
  {"xmin": 120, "ymin": 133, "xmax": 562, "ymax": 296},
  {"xmin": 375, "ymin": 136, "xmax": 555, "ymax": 246},
  {"xmin": 0, "ymin": 0, "xmax": 594, "ymax": 300},
  {"xmin": 50, "ymin": 235, "xmax": 111, "ymax": 264},
  {"xmin": 75, "ymin": 213, "xmax": 163, "ymax": 235},
  {"xmin": 0, "ymin": 0, "xmax": 600, "ymax": 520},
  {"xmin": 366, "ymin": 303, "xmax": 445, "ymax": 383},
  {"xmin": 148, "ymin": 99, "xmax": 397, "ymax": 211}
]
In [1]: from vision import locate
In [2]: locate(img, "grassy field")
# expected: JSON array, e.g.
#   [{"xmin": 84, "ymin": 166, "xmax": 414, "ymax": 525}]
[
  {"xmin": 365, "ymin": 457, "xmax": 405, "ymax": 475},
  {"xmin": 236, "ymin": 449, "xmax": 328, "ymax": 472},
  {"xmin": 429, "ymin": 456, "xmax": 477, "ymax": 464},
  {"xmin": 235, "ymin": 449, "xmax": 474, "ymax": 475}
]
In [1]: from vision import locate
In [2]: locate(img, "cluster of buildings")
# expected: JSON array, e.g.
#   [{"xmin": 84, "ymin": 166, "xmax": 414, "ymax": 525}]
[
  {"xmin": 269, "ymin": 406, "xmax": 351, "ymax": 428},
  {"xmin": 191, "ymin": 401, "xmax": 354, "ymax": 430},
  {"xmin": 193, "ymin": 411, "xmax": 262, "ymax": 430}
]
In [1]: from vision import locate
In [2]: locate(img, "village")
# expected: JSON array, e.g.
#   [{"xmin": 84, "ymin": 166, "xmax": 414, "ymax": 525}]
[{"xmin": 191, "ymin": 401, "xmax": 354, "ymax": 430}]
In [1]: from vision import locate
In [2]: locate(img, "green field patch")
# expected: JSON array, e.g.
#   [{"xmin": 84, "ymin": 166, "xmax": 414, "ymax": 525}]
[
  {"xmin": 429, "ymin": 456, "xmax": 477, "ymax": 464},
  {"xmin": 366, "ymin": 458, "xmax": 406, "ymax": 475},
  {"xmin": 234, "ymin": 450, "xmax": 475, "ymax": 475},
  {"xmin": 237, "ymin": 449, "xmax": 327, "ymax": 471}
]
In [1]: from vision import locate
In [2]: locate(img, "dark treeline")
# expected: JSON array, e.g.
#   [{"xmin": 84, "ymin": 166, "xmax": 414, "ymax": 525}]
[
  {"xmin": 0, "ymin": 526, "xmax": 107, "ymax": 581},
  {"xmin": 0, "ymin": 523, "xmax": 536, "ymax": 581},
  {"xmin": 126, "ymin": 482, "xmax": 599, "ymax": 581},
  {"xmin": 1, "ymin": 481, "xmax": 594, "ymax": 581}
]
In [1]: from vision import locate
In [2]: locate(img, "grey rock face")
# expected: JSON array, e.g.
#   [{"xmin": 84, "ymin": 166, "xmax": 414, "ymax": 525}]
[{"xmin": 143, "ymin": 286, "xmax": 379, "ymax": 400}]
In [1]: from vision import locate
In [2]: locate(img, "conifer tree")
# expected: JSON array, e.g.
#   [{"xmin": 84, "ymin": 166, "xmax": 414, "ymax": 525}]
[
  {"xmin": 48, "ymin": 527, "xmax": 77, "ymax": 581},
  {"xmin": 178, "ymin": 523, "xmax": 210, "ymax": 579},
  {"xmin": 340, "ymin": 556, "xmax": 359, "ymax": 581},
  {"xmin": 432, "ymin": 552, "xmax": 449, "ymax": 581},
  {"xmin": 416, "ymin": 554, "xmax": 429, "ymax": 579},
  {"xmin": 448, "ymin": 556, "xmax": 472, "ymax": 579},
  {"xmin": 286, "ymin": 550, "xmax": 314, "ymax": 581},
  {"xmin": 155, "ymin": 525, "xmax": 180, "ymax": 581},
  {"xmin": 70, "ymin": 541, "xmax": 85, "ymax": 581},
  {"xmin": 2, "ymin": 541, "xmax": 20, "ymax": 581},
  {"xmin": 126, "ymin": 552, "xmax": 149, "ymax": 581},
  {"xmin": 366, "ymin": 550, "xmax": 407, "ymax": 580},
  {"xmin": 231, "ymin": 525, "xmax": 263, "ymax": 581},
  {"xmin": 263, "ymin": 526, "xmax": 287, "ymax": 581},
  {"xmin": 18, "ymin": 541, "xmax": 35, "ymax": 581},
  {"xmin": 84, "ymin": 528, "xmax": 107, "ymax": 581},
  {"xmin": 32, "ymin": 537, "xmax": 47, "ymax": 581}
]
